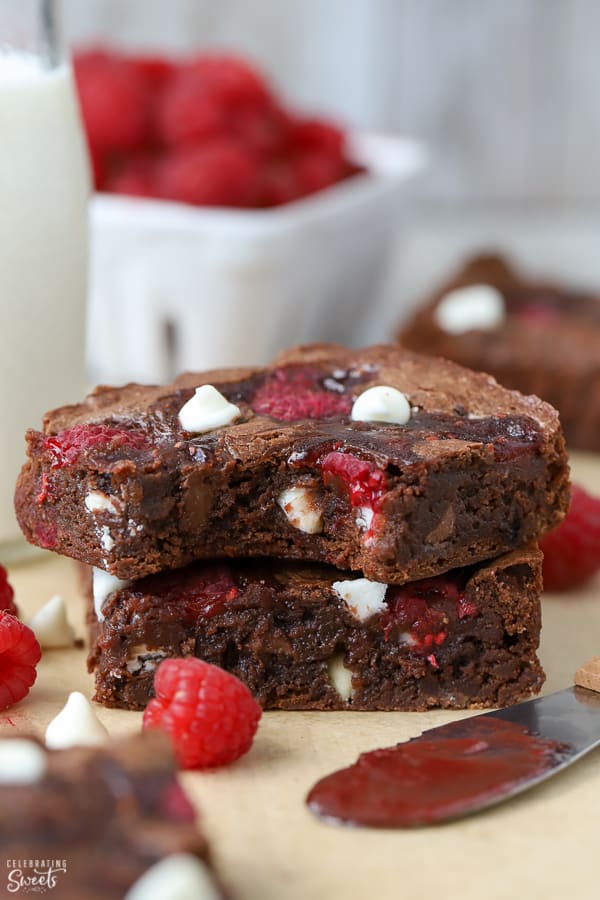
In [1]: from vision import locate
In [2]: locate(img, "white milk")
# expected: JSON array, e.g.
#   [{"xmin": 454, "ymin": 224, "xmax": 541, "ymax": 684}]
[{"xmin": 0, "ymin": 52, "xmax": 90, "ymax": 554}]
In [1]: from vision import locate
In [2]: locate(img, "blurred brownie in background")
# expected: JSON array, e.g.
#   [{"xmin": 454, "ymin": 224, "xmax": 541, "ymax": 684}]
[{"xmin": 399, "ymin": 254, "xmax": 600, "ymax": 451}]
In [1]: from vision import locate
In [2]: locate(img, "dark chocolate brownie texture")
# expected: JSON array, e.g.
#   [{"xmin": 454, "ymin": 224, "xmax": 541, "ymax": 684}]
[
  {"xmin": 399, "ymin": 253, "xmax": 600, "ymax": 451},
  {"xmin": 15, "ymin": 343, "xmax": 569, "ymax": 583},
  {"xmin": 0, "ymin": 732, "xmax": 224, "ymax": 899},
  {"xmin": 87, "ymin": 546, "xmax": 544, "ymax": 712}
]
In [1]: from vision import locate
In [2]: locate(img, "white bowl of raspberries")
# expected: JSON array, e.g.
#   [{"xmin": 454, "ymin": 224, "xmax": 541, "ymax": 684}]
[{"xmin": 75, "ymin": 49, "xmax": 427, "ymax": 385}]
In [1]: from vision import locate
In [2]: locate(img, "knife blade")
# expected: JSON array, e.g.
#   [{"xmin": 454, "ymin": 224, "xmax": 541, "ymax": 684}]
[{"xmin": 307, "ymin": 658, "xmax": 600, "ymax": 828}]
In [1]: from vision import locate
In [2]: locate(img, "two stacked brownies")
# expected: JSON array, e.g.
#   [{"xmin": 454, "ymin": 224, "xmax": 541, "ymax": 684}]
[{"xmin": 15, "ymin": 344, "xmax": 570, "ymax": 711}]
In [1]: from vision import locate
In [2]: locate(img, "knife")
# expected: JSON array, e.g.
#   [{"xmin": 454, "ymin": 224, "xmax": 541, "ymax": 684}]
[{"xmin": 307, "ymin": 657, "xmax": 600, "ymax": 828}]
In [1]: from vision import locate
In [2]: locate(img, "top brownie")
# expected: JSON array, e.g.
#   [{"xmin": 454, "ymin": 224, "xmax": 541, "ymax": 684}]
[
  {"xmin": 399, "ymin": 254, "xmax": 600, "ymax": 451},
  {"xmin": 15, "ymin": 343, "xmax": 569, "ymax": 583}
]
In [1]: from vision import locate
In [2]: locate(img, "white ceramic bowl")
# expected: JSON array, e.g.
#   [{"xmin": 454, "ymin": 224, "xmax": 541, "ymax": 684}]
[{"xmin": 87, "ymin": 132, "xmax": 427, "ymax": 385}]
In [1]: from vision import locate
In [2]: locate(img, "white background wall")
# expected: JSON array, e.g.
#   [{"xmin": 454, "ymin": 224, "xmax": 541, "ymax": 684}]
[{"xmin": 63, "ymin": 0, "xmax": 600, "ymax": 206}]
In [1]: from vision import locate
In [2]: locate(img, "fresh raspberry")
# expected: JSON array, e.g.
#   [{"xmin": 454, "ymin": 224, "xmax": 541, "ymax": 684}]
[
  {"xmin": 42, "ymin": 424, "xmax": 147, "ymax": 469},
  {"xmin": 156, "ymin": 54, "xmax": 272, "ymax": 148},
  {"xmin": 259, "ymin": 159, "xmax": 302, "ymax": 207},
  {"xmin": 156, "ymin": 77, "xmax": 228, "ymax": 147},
  {"xmin": 0, "ymin": 566, "xmax": 17, "ymax": 617},
  {"xmin": 131, "ymin": 54, "xmax": 176, "ymax": 91},
  {"xmin": 320, "ymin": 451, "xmax": 386, "ymax": 512},
  {"xmin": 74, "ymin": 49, "xmax": 151, "ymax": 155},
  {"xmin": 157, "ymin": 140, "xmax": 259, "ymax": 207},
  {"xmin": 294, "ymin": 150, "xmax": 345, "ymax": 197},
  {"xmin": 185, "ymin": 54, "xmax": 271, "ymax": 110},
  {"xmin": 0, "ymin": 612, "xmax": 42, "ymax": 710},
  {"xmin": 105, "ymin": 156, "xmax": 158, "ymax": 198},
  {"xmin": 251, "ymin": 368, "xmax": 352, "ymax": 421},
  {"xmin": 232, "ymin": 100, "xmax": 290, "ymax": 155},
  {"xmin": 540, "ymin": 484, "xmax": 600, "ymax": 591},
  {"xmin": 289, "ymin": 117, "xmax": 345, "ymax": 156},
  {"xmin": 143, "ymin": 658, "xmax": 262, "ymax": 769}
]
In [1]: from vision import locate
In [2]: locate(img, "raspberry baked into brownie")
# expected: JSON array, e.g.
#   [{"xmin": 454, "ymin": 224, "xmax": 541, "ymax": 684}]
[
  {"xmin": 15, "ymin": 343, "xmax": 569, "ymax": 712},
  {"xmin": 399, "ymin": 253, "xmax": 600, "ymax": 452},
  {"xmin": 88, "ymin": 547, "xmax": 544, "ymax": 712},
  {"xmin": 15, "ymin": 343, "xmax": 568, "ymax": 583}
]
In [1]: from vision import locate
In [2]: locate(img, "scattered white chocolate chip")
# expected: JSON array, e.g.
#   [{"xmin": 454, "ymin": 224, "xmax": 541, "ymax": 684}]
[
  {"xmin": 332, "ymin": 578, "xmax": 388, "ymax": 622},
  {"xmin": 277, "ymin": 485, "xmax": 323, "ymax": 534},
  {"xmin": 28, "ymin": 595, "xmax": 75, "ymax": 649},
  {"xmin": 327, "ymin": 654, "xmax": 354, "ymax": 702},
  {"xmin": 178, "ymin": 385, "xmax": 240, "ymax": 434},
  {"xmin": 0, "ymin": 739, "xmax": 47, "ymax": 784},
  {"xmin": 93, "ymin": 568, "xmax": 130, "ymax": 621},
  {"xmin": 435, "ymin": 283, "xmax": 505, "ymax": 334},
  {"xmin": 45, "ymin": 691, "xmax": 109, "ymax": 750},
  {"xmin": 351, "ymin": 386, "xmax": 411, "ymax": 426},
  {"xmin": 85, "ymin": 491, "xmax": 119, "ymax": 515},
  {"xmin": 124, "ymin": 853, "xmax": 221, "ymax": 900}
]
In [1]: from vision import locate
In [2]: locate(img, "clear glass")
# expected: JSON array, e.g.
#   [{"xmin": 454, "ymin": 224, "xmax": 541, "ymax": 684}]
[{"xmin": 0, "ymin": 0, "xmax": 91, "ymax": 564}]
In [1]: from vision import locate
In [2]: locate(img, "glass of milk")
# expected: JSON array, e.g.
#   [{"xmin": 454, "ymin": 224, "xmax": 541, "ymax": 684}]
[{"xmin": 0, "ymin": 0, "xmax": 90, "ymax": 562}]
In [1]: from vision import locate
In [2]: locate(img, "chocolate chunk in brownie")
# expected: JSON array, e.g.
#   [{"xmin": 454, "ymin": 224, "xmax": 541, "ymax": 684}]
[
  {"xmin": 87, "ymin": 546, "xmax": 545, "ymax": 712},
  {"xmin": 399, "ymin": 254, "xmax": 600, "ymax": 451},
  {"xmin": 0, "ymin": 731, "xmax": 223, "ymax": 899},
  {"xmin": 16, "ymin": 343, "xmax": 569, "ymax": 584}
]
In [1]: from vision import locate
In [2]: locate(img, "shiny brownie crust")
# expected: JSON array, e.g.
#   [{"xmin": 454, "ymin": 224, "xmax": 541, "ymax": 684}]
[
  {"xmin": 0, "ymin": 732, "xmax": 223, "ymax": 899},
  {"xmin": 16, "ymin": 343, "xmax": 569, "ymax": 583},
  {"xmin": 399, "ymin": 254, "xmax": 600, "ymax": 452},
  {"xmin": 88, "ymin": 546, "xmax": 545, "ymax": 712}
]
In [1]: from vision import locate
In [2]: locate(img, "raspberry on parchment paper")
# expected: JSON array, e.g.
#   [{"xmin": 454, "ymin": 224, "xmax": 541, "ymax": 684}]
[{"xmin": 143, "ymin": 657, "xmax": 262, "ymax": 769}]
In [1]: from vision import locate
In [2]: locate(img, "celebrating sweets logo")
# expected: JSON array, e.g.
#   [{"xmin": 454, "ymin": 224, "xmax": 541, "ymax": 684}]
[{"xmin": 5, "ymin": 859, "xmax": 67, "ymax": 894}]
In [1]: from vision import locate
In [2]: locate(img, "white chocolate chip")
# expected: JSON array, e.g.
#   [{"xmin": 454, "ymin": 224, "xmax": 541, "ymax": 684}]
[
  {"xmin": 0, "ymin": 739, "xmax": 47, "ymax": 784},
  {"xmin": 435, "ymin": 284, "xmax": 505, "ymax": 334},
  {"xmin": 327, "ymin": 654, "xmax": 354, "ymax": 702},
  {"xmin": 351, "ymin": 386, "xmax": 411, "ymax": 426},
  {"xmin": 124, "ymin": 854, "xmax": 221, "ymax": 900},
  {"xmin": 355, "ymin": 506, "xmax": 374, "ymax": 532},
  {"xmin": 85, "ymin": 491, "xmax": 119, "ymax": 515},
  {"xmin": 332, "ymin": 578, "xmax": 388, "ymax": 622},
  {"xmin": 93, "ymin": 568, "xmax": 130, "ymax": 621},
  {"xmin": 178, "ymin": 385, "xmax": 240, "ymax": 434},
  {"xmin": 100, "ymin": 525, "xmax": 115, "ymax": 552},
  {"xmin": 277, "ymin": 485, "xmax": 323, "ymax": 534},
  {"xmin": 28, "ymin": 595, "xmax": 75, "ymax": 649},
  {"xmin": 45, "ymin": 692, "xmax": 109, "ymax": 750}
]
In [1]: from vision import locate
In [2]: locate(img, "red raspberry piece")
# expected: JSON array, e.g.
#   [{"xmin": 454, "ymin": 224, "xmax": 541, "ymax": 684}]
[
  {"xmin": 0, "ymin": 612, "xmax": 41, "ymax": 710},
  {"xmin": 294, "ymin": 150, "xmax": 345, "ymax": 197},
  {"xmin": 0, "ymin": 566, "xmax": 18, "ymax": 617},
  {"xmin": 143, "ymin": 658, "xmax": 262, "ymax": 769},
  {"xmin": 136, "ymin": 563, "xmax": 238, "ymax": 623},
  {"xmin": 156, "ymin": 78, "xmax": 228, "ymax": 147},
  {"xmin": 320, "ymin": 451, "xmax": 386, "ymax": 512},
  {"xmin": 74, "ymin": 49, "xmax": 151, "ymax": 155},
  {"xmin": 156, "ymin": 54, "xmax": 272, "ymax": 149},
  {"xmin": 42, "ymin": 424, "xmax": 147, "ymax": 469},
  {"xmin": 131, "ymin": 54, "xmax": 176, "ymax": 91},
  {"xmin": 252, "ymin": 368, "xmax": 352, "ymax": 421},
  {"xmin": 382, "ymin": 574, "xmax": 477, "ymax": 647},
  {"xmin": 105, "ymin": 155, "xmax": 158, "ymax": 198},
  {"xmin": 157, "ymin": 140, "xmax": 259, "ymax": 207},
  {"xmin": 259, "ymin": 159, "xmax": 302, "ymax": 207},
  {"xmin": 186, "ymin": 54, "xmax": 271, "ymax": 110},
  {"xmin": 539, "ymin": 484, "xmax": 600, "ymax": 591},
  {"xmin": 290, "ymin": 117, "xmax": 345, "ymax": 156}
]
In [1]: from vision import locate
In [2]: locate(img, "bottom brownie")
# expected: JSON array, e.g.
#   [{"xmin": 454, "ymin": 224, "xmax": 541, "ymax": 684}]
[
  {"xmin": 0, "ymin": 732, "xmax": 223, "ymax": 899},
  {"xmin": 88, "ymin": 546, "xmax": 544, "ymax": 712}
]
